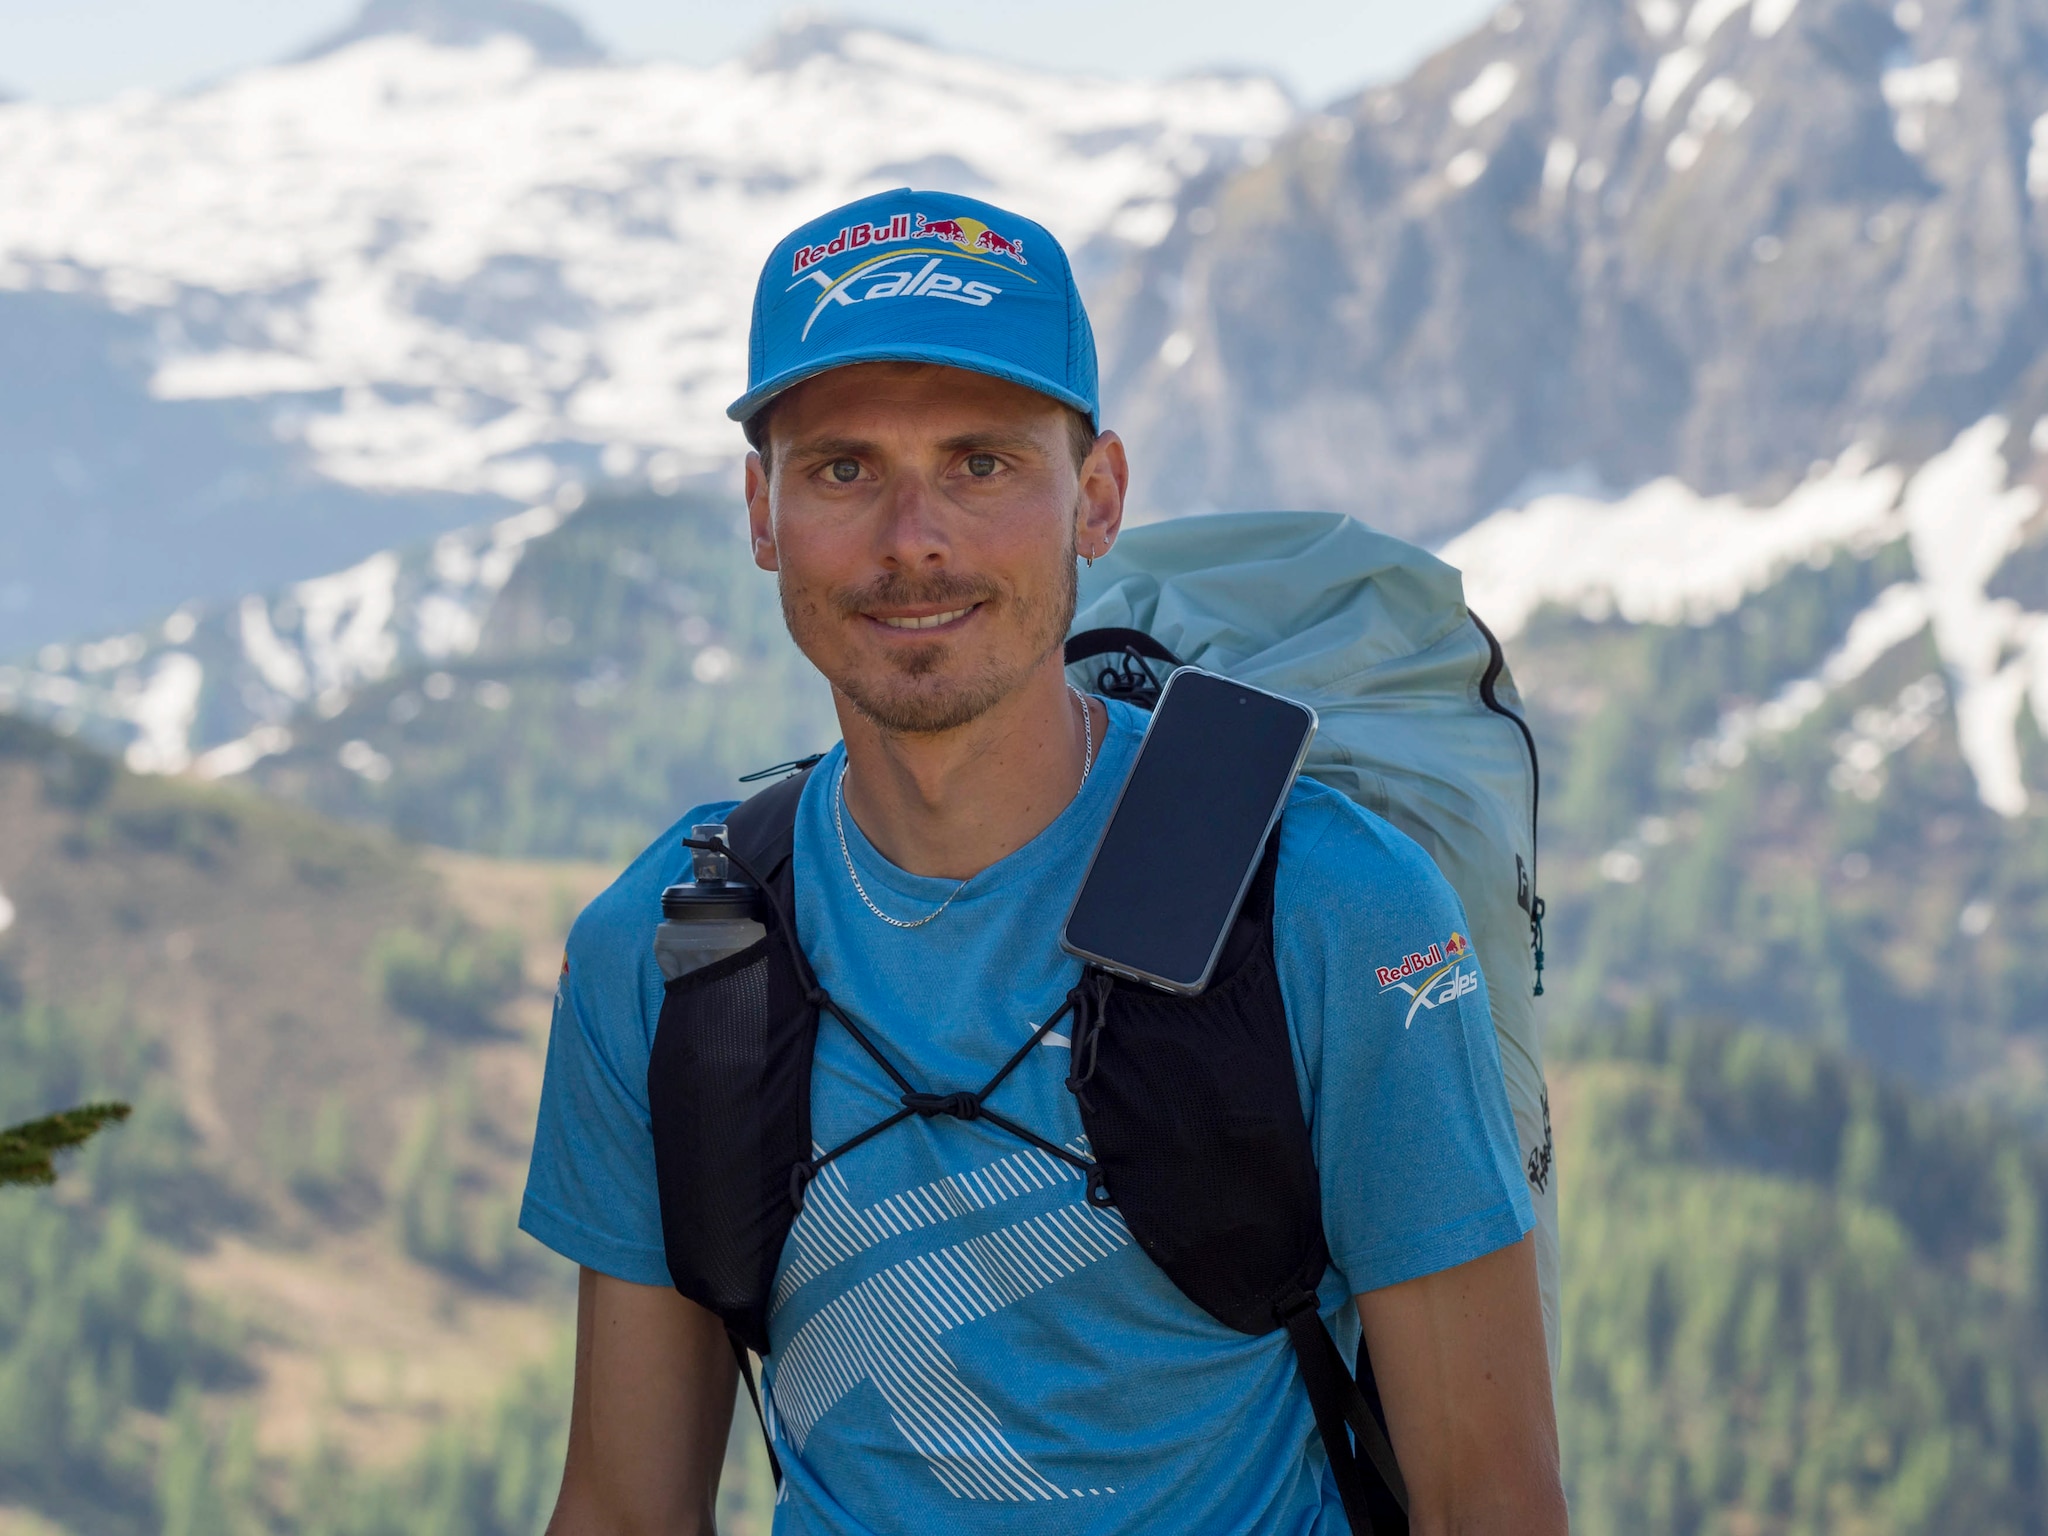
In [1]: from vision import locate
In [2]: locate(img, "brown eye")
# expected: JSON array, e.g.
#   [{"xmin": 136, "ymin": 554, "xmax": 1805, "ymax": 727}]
[
  {"xmin": 830, "ymin": 459, "xmax": 860, "ymax": 483},
  {"xmin": 965, "ymin": 453, "xmax": 998, "ymax": 477}
]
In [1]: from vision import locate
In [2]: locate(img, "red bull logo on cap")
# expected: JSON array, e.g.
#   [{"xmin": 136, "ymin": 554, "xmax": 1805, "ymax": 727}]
[
  {"xmin": 917, "ymin": 213, "xmax": 1028, "ymax": 265},
  {"xmin": 791, "ymin": 209, "xmax": 1030, "ymax": 275}
]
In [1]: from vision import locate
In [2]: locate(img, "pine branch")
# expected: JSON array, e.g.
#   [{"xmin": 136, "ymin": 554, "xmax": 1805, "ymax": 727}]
[{"xmin": 0, "ymin": 1102, "xmax": 132, "ymax": 1187}]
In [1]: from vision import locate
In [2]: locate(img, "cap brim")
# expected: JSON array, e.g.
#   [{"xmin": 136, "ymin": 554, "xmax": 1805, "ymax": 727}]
[{"xmin": 726, "ymin": 342, "xmax": 1097, "ymax": 427}]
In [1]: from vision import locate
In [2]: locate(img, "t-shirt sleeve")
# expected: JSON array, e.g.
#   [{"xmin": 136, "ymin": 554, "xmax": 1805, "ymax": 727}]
[
  {"xmin": 1274, "ymin": 788, "xmax": 1536, "ymax": 1298},
  {"xmin": 519, "ymin": 801, "xmax": 738, "ymax": 1286}
]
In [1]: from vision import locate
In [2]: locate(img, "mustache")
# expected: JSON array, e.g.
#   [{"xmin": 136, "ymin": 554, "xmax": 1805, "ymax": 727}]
[{"xmin": 832, "ymin": 570, "xmax": 1000, "ymax": 618}]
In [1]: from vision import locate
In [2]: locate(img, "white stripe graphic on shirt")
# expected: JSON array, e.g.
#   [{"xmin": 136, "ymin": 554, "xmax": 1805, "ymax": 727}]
[
  {"xmin": 772, "ymin": 1139, "xmax": 1087, "ymax": 1314},
  {"xmin": 770, "ymin": 1197, "xmax": 1130, "ymax": 1500}
]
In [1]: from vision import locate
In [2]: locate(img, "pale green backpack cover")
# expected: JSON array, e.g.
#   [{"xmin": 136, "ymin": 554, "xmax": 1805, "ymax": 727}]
[{"xmin": 1069, "ymin": 510, "xmax": 1559, "ymax": 1369}]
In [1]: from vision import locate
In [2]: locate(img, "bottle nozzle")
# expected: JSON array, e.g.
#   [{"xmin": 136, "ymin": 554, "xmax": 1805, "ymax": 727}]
[{"xmin": 690, "ymin": 824, "xmax": 732, "ymax": 886}]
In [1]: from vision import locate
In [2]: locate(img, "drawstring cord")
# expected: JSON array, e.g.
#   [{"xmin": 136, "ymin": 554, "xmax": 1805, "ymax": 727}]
[{"xmin": 685, "ymin": 832, "xmax": 1107, "ymax": 1210}]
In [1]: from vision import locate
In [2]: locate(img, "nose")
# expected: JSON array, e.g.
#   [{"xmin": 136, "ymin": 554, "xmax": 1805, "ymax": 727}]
[{"xmin": 871, "ymin": 467, "xmax": 951, "ymax": 573}]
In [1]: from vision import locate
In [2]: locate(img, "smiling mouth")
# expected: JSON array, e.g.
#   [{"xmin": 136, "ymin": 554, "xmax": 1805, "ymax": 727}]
[{"xmin": 874, "ymin": 605, "xmax": 978, "ymax": 630}]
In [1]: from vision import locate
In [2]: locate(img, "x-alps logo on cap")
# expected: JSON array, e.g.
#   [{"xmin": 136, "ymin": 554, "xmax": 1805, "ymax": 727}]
[{"xmin": 786, "ymin": 209, "xmax": 1038, "ymax": 343}]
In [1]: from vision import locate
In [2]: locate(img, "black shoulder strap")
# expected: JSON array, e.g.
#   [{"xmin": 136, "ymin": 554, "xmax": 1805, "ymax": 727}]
[
  {"xmin": 721, "ymin": 762, "xmax": 811, "ymax": 891},
  {"xmin": 668, "ymin": 762, "xmax": 816, "ymax": 1492}
]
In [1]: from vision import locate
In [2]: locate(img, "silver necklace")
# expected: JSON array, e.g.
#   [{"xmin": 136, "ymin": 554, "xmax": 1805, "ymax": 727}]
[{"xmin": 836, "ymin": 684, "xmax": 1096, "ymax": 929}]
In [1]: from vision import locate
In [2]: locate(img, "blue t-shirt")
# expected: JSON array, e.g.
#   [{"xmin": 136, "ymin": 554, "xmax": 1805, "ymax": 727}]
[{"xmin": 522, "ymin": 700, "xmax": 1532, "ymax": 1534}]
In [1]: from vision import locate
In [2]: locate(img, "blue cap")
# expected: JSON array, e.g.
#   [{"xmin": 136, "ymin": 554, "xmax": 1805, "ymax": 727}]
[{"xmin": 727, "ymin": 188, "xmax": 1099, "ymax": 429}]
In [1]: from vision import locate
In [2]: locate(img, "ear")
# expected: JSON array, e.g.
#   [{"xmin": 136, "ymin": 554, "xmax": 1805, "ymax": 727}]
[
  {"xmin": 744, "ymin": 451, "xmax": 779, "ymax": 572},
  {"xmin": 1074, "ymin": 429, "xmax": 1128, "ymax": 564}
]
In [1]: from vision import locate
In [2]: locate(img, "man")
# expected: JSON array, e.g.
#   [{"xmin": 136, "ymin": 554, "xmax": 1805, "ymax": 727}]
[{"xmin": 521, "ymin": 189, "xmax": 1566, "ymax": 1534}]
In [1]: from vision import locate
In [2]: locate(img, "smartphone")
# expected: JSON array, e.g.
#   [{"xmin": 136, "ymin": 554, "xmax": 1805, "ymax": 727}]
[{"xmin": 1062, "ymin": 667, "xmax": 1318, "ymax": 994}]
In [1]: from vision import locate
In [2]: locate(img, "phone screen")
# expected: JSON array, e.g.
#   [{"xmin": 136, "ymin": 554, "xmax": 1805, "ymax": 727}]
[{"xmin": 1063, "ymin": 668, "xmax": 1317, "ymax": 993}]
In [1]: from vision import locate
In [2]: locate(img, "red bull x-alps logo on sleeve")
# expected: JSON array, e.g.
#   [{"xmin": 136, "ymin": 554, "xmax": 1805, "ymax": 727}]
[
  {"xmin": 1377, "ymin": 932, "xmax": 1480, "ymax": 1029},
  {"xmin": 787, "ymin": 210, "xmax": 1036, "ymax": 342}
]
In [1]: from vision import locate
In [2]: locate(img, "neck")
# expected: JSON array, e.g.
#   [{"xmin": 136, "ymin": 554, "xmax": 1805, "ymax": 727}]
[{"xmin": 835, "ymin": 657, "xmax": 1097, "ymax": 881}]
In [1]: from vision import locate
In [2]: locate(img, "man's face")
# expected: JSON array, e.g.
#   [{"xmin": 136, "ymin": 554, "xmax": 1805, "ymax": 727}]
[{"xmin": 745, "ymin": 363, "xmax": 1123, "ymax": 735}]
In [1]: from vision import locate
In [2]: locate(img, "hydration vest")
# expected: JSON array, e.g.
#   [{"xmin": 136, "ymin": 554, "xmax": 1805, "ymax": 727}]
[{"xmin": 648, "ymin": 647, "xmax": 1412, "ymax": 1534}]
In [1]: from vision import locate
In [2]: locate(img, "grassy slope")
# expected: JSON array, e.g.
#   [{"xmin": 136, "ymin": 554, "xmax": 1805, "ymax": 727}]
[{"xmin": 0, "ymin": 716, "xmax": 608, "ymax": 1531}]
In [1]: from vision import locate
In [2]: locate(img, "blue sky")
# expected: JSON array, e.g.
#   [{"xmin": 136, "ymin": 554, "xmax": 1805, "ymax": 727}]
[{"xmin": 0, "ymin": 1, "xmax": 1498, "ymax": 107}]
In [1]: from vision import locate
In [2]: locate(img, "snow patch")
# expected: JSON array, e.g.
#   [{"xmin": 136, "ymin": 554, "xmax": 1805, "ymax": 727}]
[
  {"xmin": 2027, "ymin": 114, "xmax": 2048, "ymax": 198},
  {"xmin": 1751, "ymin": 0, "xmax": 1801, "ymax": 36},
  {"xmin": 1898, "ymin": 418, "xmax": 2043, "ymax": 816},
  {"xmin": 1639, "ymin": 0, "xmax": 1683, "ymax": 39},
  {"xmin": 1542, "ymin": 139, "xmax": 1579, "ymax": 196},
  {"xmin": 1445, "ymin": 150, "xmax": 1489, "ymax": 189},
  {"xmin": 295, "ymin": 552, "xmax": 401, "ymax": 699},
  {"xmin": 1883, "ymin": 59, "xmax": 1960, "ymax": 155},
  {"xmin": 121, "ymin": 652, "xmax": 204, "ymax": 773},
  {"xmin": 1882, "ymin": 58, "xmax": 1961, "ymax": 107},
  {"xmin": 1644, "ymin": 48, "xmax": 1707, "ymax": 123},
  {"xmin": 192, "ymin": 725, "xmax": 293, "ymax": 780},
  {"xmin": 1451, "ymin": 62, "xmax": 1519, "ymax": 128},
  {"xmin": 1690, "ymin": 78, "xmax": 1754, "ymax": 135},
  {"xmin": 1445, "ymin": 448, "xmax": 1904, "ymax": 636},
  {"xmin": 1686, "ymin": 0, "xmax": 1751, "ymax": 44},
  {"xmin": 1450, "ymin": 417, "xmax": 2048, "ymax": 817}
]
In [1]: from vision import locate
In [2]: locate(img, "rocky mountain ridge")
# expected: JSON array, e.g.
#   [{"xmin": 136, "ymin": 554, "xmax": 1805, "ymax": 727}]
[
  {"xmin": 1104, "ymin": 0, "xmax": 2048, "ymax": 541},
  {"xmin": 296, "ymin": 0, "xmax": 608, "ymax": 63}
]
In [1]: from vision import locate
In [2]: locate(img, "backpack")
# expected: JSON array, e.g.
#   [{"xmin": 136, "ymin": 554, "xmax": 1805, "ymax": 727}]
[
  {"xmin": 1067, "ymin": 511, "xmax": 1556, "ymax": 1368},
  {"xmin": 649, "ymin": 511, "xmax": 1550, "ymax": 1535}
]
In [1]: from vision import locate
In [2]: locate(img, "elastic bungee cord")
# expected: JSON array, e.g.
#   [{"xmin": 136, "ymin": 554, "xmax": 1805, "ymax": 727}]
[{"xmin": 680, "ymin": 832, "xmax": 1109, "ymax": 1212}]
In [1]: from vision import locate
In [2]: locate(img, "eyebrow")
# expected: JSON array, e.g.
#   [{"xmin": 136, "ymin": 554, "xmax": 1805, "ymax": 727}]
[
  {"xmin": 782, "ymin": 427, "xmax": 1052, "ymax": 463},
  {"xmin": 783, "ymin": 435, "xmax": 876, "ymax": 463},
  {"xmin": 933, "ymin": 429, "xmax": 1048, "ymax": 456}
]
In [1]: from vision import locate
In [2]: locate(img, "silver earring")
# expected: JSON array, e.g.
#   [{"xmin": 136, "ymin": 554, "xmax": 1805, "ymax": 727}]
[{"xmin": 1086, "ymin": 551, "xmax": 1094, "ymax": 568}]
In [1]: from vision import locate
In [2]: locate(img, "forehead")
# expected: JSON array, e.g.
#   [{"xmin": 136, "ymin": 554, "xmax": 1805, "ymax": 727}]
[{"xmin": 768, "ymin": 363, "xmax": 1063, "ymax": 447}]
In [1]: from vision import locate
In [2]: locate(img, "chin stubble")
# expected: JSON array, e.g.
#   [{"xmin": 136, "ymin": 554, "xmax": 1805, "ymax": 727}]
[{"xmin": 779, "ymin": 534, "xmax": 1080, "ymax": 737}]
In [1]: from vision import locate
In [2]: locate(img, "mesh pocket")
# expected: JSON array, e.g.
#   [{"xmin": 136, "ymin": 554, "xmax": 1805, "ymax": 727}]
[{"xmin": 648, "ymin": 936, "xmax": 816, "ymax": 1352}]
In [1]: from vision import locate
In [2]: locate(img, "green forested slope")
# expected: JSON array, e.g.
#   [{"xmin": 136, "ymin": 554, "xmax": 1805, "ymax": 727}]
[
  {"xmin": 1520, "ymin": 539, "xmax": 2048, "ymax": 1105},
  {"xmin": 1557, "ymin": 1016, "xmax": 2048, "ymax": 1533}
]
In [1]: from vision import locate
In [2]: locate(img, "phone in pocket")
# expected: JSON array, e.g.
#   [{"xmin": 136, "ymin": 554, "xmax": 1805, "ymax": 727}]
[{"xmin": 1062, "ymin": 667, "xmax": 1318, "ymax": 994}]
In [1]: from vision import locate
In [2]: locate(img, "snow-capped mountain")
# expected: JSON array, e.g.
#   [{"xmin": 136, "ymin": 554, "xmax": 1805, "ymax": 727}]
[
  {"xmin": 0, "ymin": 491, "xmax": 581, "ymax": 780},
  {"xmin": 9, "ymin": 0, "xmax": 2048, "ymax": 830},
  {"xmin": 1103, "ymin": 0, "xmax": 2048, "ymax": 542},
  {"xmin": 0, "ymin": 5, "xmax": 1291, "ymax": 653}
]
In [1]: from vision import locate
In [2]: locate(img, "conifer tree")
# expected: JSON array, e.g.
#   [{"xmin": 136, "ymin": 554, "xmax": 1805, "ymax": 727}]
[{"xmin": 0, "ymin": 1101, "xmax": 130, "ymax": 1186}]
